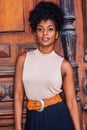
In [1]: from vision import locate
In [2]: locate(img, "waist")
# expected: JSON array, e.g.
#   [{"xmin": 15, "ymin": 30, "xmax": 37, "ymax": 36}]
[{"xmin": 27, "ymin": 94, "xmax": 62, "ymax": 112}]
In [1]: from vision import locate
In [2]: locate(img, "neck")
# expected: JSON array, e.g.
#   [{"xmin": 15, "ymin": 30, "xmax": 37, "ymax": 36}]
[{"xmin": 38, "ymin": 46, "xmax": 54, "ymax": 54}]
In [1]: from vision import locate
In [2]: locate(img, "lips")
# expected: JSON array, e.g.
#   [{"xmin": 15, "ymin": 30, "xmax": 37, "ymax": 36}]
[{"xmin": 42, "ymin": 37, "xmax": 50, "ymax": 42}]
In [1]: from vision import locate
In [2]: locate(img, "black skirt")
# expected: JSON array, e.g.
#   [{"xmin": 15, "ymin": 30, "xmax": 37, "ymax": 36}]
[{"xmin": 25, "ymin": 101, "xmax": 75, "ymax": 130}]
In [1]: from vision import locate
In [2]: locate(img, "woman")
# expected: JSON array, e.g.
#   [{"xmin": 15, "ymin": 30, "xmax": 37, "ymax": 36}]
[{"xmin": 14, "ymin": 1, "xmax": 81, "ymax": 130}]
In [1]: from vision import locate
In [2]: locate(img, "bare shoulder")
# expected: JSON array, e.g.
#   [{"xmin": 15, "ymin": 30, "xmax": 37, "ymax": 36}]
[
  {"xmin": 61, "ymin": 59, "xmax": 73, "ymax": 77},
  {"xmin": 16, "ymin": 53, "xmax": 26, "ymax": 69},
  {"xmin": 17, "ymin": 53, "xmax": 26, "ymax": 62}
]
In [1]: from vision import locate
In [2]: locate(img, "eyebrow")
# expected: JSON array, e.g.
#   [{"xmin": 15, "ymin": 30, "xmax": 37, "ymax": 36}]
[{"xmin": 37, "ymin": 25, "xmax": 55, "ymax": 27}]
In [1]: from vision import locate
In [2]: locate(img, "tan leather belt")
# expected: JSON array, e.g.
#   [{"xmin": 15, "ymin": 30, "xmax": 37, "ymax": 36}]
[{"xmin": 27, "ymin": 94, "xmax": 62, "ymax": 112}]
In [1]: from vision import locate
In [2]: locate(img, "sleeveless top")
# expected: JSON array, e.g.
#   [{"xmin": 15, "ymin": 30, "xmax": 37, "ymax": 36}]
[{"xmin": 22, "ymin": 49, "xmax": 64, "ymax": 100}]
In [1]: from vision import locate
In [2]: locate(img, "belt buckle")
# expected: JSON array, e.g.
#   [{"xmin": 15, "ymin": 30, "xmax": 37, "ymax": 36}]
[{"xmin": 37, "ymin": 99, "xmax": 44, "ymax": 112}]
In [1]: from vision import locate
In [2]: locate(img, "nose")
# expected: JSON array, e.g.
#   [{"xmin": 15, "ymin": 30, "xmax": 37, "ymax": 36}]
[{"xmin": 43, "ymin": 29, "xmax": 48, "ymax": 35}]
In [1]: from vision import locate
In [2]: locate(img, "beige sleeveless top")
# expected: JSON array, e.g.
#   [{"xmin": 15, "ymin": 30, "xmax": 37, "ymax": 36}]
[{"xmin": 22, "ymin": 49, "xmax": 64, "ymax": 100}]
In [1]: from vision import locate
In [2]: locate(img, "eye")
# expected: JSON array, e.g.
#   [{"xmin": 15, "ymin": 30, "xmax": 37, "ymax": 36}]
[
  {"xmin": 48, "ymin": 27, "xmax": 54, "ymax": 31},
  {"xmin": 36, "ymin": 27, "xmax": 43, "ymax": 32}
]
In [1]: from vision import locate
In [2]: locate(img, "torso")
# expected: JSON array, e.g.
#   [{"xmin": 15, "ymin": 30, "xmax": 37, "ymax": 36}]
[{"xmin": 22, "ymin": 49, "xmax": 64, "ymax": 100}]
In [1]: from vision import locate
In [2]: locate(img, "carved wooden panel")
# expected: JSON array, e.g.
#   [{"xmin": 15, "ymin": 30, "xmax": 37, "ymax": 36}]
[
  {"xmin": 0, "ymin": 81, "xmax": 13, "ymax": 100},
  {"xmin": 0, "ymin": 0, "xmax": 37, "ymax": 129},
  {"xmin": 0, "ymin": 0, "xmax": 24, "ymax": 32},
  {"xmin": 82, "ymin": 0, "xmax": 87, "ymax": 62},
  {"xmin": 60, "ymin": 0, "xmax": 80, "ymax": 101},
  {"xmin": 0, "ymin": 65, "xmax": 15, "ymax": 77},
  {"xmin": 0, "ymin": 44, "xmax": 11, "ymax": 58},
  {"xmin": 74, "ymin": 0, "xmax": 87, "ymax": 129},
  {"xmin": 17, "ymin": 43, "xmax": 37, "ymax": 56},
  {"xmin": 0, "ymin": 44, "xmax": 37, "ymax": 130},
  {"xmin": 80, "ymin": 1, "xmax": 87, "ymax": 129}
]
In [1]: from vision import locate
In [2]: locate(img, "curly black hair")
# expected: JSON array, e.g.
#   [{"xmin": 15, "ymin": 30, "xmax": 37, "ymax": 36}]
[{"xmin": 29, "ymin": 1, "xmax": 64, "ymax": 32}]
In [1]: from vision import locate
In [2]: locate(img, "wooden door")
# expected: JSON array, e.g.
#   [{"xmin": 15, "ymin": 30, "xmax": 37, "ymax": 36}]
[
  {"xmin": 0, "ymin": 0, "xmax": 59, "ymax": 130},
  {"xmin": 72, "ymin": 0, "xmax": 87, "ymax": 129},
  {"xmin": 0, "ymin": 0, "xmax": 87, "ymax": 130},
  {"xmin": 0, "ymin": 0, "xmax": 38, "ymax": 129}
]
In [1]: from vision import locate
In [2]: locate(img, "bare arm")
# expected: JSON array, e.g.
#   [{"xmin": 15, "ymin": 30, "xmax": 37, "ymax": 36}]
[
  {"xmin": 61, "ymin": 60, "xmax": 81, "ymax": 130},
  {"xmin": 14, "ymin": 53, "xmax": 26, "ymax": 130}
]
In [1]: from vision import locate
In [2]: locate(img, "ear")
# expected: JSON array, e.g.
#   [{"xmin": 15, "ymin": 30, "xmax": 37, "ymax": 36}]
[
  {"xmin": 33, "ymin": 32, "xmax": 37, "ymax": 39},
  {"xmin": 55, "ymin": 31, "xmax": 58, "ymax": 39}
]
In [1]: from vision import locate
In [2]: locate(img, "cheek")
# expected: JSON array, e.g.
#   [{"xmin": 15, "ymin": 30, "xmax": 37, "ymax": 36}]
[
  {"xmin": 36, "ymin": 33, "xmax": 42, "ymax": 39},
  {"xmin": 50, "ymin": 34, "xmax": 57, "ymax": 39},
  {"xmin": 36, "ymin": 35, "xmax": 42, "ymax": 43},
  {"xmin": 49, "ymin": 32, "xmax": 57, "ymax": 37}
]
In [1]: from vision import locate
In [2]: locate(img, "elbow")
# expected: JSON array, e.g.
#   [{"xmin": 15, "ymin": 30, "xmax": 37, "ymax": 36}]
[{"xmin": 66, "ymin": 99, "xmax": 77, "ymax": 109}]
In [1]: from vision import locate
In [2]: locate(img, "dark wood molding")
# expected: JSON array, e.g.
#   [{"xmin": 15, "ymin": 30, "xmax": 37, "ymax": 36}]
[
  {"xmin": 0, "ymin": 65, "xmax": 15, "ymax": 77},
  {"xmin": 17, "ymin": 43, "xmax": 37, "ymax": 55},
  {"xmin": 60, "ymin": 0, "xmax": 76, "ymax": 61},
  {"xmin": 60, "ymin": 0, "xmax": 80, "ymax": 100},
  {"xmin": 0, "ymin": 43, "xmax": 37, "ymax": 77},
  {"xmin": 81, "ymin": 69, "xmax": 87, "ymax": 111},
  {"xmin": 82, "ymin": 0, "xmax": 87, "ymax": 62}
]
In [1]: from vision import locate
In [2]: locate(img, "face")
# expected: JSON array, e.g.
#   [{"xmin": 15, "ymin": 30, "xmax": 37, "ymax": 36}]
[{"xmin": 34, "ymin": 20, "xmax": 58, "ymax": 48}]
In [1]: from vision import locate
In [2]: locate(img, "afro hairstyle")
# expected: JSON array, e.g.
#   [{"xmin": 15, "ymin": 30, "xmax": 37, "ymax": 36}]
[{"xmin": 29, "ymin": 1, "xmax": 64, "ymax": 32}]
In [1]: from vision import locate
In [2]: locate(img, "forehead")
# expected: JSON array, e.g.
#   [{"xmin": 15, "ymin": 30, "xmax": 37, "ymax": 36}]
[{"xmin": 37, "ymin": 20, "xmax": 56, "ymax": 27}]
